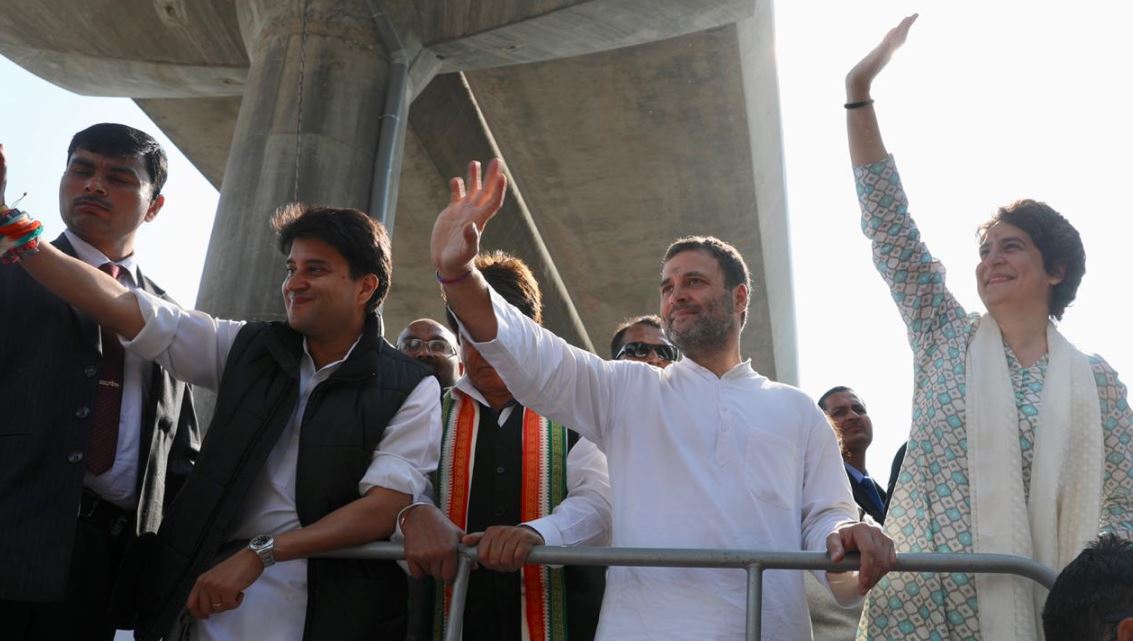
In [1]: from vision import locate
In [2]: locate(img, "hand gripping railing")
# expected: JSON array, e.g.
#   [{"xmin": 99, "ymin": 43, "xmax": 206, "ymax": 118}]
[{"xmin": 322, "ymin": 543, "xmax": 1058, "ymax": 641}]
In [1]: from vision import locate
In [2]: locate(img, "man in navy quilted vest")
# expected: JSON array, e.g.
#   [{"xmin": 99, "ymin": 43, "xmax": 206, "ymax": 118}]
[{"xmin": 3, "ymin": 196, "xmax": 441, "ymax": 641}]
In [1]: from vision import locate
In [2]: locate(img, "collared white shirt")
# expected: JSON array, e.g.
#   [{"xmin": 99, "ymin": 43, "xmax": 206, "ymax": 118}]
[
  {"xmin": 451, "ymin": 376, "xmax": 611, "ymax": 547},
  {"xmin": 124, "ymin": 289, "xmax": 441, "ymax": 641},
  {"xmin": 466, "ymin": 287, "xmax": 859, "ymax": 641},
  {"xmin": 66, "ymin": 229, "xmax": 145, "ymax": 510}
]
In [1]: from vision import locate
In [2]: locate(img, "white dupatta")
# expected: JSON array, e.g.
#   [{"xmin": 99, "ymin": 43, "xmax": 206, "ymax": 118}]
[{"xmin": 966, "ymin": 315, "xmax": 1103, "ymax": 641}]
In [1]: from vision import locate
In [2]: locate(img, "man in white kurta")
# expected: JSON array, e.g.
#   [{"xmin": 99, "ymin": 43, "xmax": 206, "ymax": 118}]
[{"xmin": 428, "ymin": 159, "xmax": 896, "ymax": 640}]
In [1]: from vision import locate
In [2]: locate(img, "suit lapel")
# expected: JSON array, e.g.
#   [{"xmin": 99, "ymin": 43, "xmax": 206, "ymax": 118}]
[{"xmin": 54, "ymin": 234, "xmax": 102, "ymax": 351}]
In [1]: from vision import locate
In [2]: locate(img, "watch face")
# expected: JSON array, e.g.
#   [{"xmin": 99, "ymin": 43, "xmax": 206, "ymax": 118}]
[{"xmin": 250, "ymin": 535, "xmax": 271, "ymax": 549}]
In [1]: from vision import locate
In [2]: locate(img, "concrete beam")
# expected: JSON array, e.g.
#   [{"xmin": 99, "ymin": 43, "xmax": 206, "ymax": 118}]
[
  {"xmin": 0, "ymin": 0, "xmax": 247, "ymax": 97},
  {"xmin": 408, "ymin": 73, "xmax": 595, "ymax": 351},
  {"xmin": 463, "ymin": 24, "xmax": 783, "ymax": 376},
  {"xmin": 135, "ymin": 97, "xmax": 242, "ymax": 189},
  {"xmin": 420, "ymin": 0, "xmax": 753, "ymax": 71}
]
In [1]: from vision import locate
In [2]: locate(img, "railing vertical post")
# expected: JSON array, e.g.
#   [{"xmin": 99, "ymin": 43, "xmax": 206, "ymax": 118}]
[
  {"xmin": 746, "ymin": 562, "xmax": 763, "ymax": 641},
  {"xmin": 444, "ymin": 552, "xmax": 475, "ymax": 641}
]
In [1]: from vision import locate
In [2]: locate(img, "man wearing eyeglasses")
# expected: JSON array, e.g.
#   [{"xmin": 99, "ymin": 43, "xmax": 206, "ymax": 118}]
[
  {"xmin": 397, "ymin": 319, "xmax": 461, "ymax": 389},
  {"xmin": 399, "ymin": 250, "xmax": 611, "ymax": 641},
  {"xmin": 609, "ymin": 315, "xmax": 679, "ymax": 368},
  {"xmin": 1043, "ymin": 534, "xmax": 1133, "ymax": 641}
]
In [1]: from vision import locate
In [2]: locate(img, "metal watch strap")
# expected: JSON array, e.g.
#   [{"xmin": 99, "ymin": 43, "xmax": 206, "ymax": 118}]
[{"xmin": 249, "ymin": 534, "xmax": 276, "ymax": 568}]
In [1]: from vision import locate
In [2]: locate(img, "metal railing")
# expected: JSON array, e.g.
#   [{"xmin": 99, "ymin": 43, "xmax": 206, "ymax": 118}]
[{"xmin": 322, "ymin": 543, "xmax": 1058, "ymax": 641}]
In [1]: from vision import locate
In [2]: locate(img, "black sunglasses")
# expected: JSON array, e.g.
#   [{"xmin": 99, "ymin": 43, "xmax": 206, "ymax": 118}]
[{"xmin": 615, "ymin": 341, "xmax": 680, "ymax": 363}]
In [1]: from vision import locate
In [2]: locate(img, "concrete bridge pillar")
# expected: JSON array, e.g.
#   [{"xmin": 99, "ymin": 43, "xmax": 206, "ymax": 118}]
[{"xmin": 196, "ymin": 0, "xmax": 416, "ymax": 321}]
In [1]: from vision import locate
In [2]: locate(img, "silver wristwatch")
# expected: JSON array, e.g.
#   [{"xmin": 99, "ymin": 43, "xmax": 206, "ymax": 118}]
[{"xmin": 249, "ymin": 534, "xmax": 277, "ymax": 568}]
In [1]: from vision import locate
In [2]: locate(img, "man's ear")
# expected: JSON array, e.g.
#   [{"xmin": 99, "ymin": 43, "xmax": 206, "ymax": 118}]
[
  {"xmin": 357, "ymin": 273, "xmax": 379, "ymax": 308},
  {"xmin": 1117, "ymin": 617, "xmax": 1133, "ymax": 641},
  {"xmin": 733, "ymin": 283, "xmax": 750, "ymax": 315},
  {"xmin": 144, "ymin": 193, "xmax": 165, "ymax": 222}
]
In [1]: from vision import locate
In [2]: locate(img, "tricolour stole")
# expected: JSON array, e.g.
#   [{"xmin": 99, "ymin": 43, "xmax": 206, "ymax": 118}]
[{"xmin": 434, "ymin": 389, "xmax": 569, "ymax": 641}]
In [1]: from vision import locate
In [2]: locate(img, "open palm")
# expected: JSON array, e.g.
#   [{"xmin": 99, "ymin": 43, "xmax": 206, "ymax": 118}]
[
  {"xmin": 431, "ymin": 159, "xmax": 508, "ymax": 278},
  {"xmin": 846, "ymin": 14, "xmax": 918, "ymax": 97}
]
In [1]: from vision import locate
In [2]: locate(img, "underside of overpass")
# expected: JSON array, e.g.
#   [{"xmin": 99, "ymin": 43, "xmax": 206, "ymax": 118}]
[{"xmin": 0, "ymin": 0, "xmax": 797, "ymax": 383}]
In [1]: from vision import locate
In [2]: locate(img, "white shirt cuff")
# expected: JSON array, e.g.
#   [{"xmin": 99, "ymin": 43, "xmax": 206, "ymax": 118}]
[{"xmin": 521, "ymin": 517, "xmax": 562, "ymax": 547}]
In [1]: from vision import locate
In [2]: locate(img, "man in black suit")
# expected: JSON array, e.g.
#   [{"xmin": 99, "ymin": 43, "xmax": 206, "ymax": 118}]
[
  {"xmin": 0, "ymin": 125, "xmax": 199, "ymax": 641},
  {"xmin": 818, "ymin": 386, "xmax": 888, "ymax": 524}
]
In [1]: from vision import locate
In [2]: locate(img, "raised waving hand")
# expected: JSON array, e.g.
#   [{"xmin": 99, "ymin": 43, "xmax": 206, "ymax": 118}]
[
  {"xmin": 431, "ymin": 159, "xmax": 507, "ymax": 280},
  {"xmin": 846, "ymin": 14, "xmax": 917, "ymax": 166}
]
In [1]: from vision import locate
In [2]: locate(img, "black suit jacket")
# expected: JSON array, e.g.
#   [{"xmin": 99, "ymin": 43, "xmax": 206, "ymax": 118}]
[
  {"xmin": 848, "ymin": 470, "xmax": 889, "ymax": 524},
  {"xmin": 0, "ymin": 234, "xmax": 200, "ymax": 602}
]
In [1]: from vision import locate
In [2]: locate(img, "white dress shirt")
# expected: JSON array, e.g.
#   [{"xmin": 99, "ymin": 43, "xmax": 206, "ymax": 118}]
[
  {"xmin": 464, "ymin": 287, "xmax": 859, "ymax": 641},
  {"xmin": 67, "ymin": 230, "xmax": 145, "ymax": 510},
  {"xmin": 123, "ymin": 290, "xmax": 441, "ymax": 641}
]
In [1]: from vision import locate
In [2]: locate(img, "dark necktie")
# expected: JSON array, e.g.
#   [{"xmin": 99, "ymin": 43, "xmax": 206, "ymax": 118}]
[
  {"xmin": 859, "ymin": 475, "xmax": 886, "ymax": 514},
  {"xmin": 87, "ymin": 262, "xmax": 124, "ymax": 475}
]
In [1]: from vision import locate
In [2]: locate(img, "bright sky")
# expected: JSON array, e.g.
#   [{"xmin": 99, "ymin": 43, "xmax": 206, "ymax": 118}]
[{"xmin": 2, "ymin": 0, "xmax": 1130, "ymax": 493}]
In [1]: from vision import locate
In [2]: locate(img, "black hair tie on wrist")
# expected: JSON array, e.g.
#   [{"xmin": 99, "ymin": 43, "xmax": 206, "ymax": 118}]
[{"xmin": 844, "ymin": 99, "xmax": 875, "ymax": 110}]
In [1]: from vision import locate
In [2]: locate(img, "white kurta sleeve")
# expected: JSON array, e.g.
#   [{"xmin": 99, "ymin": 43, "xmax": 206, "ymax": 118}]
[
  {"xmin": 800, "ymin": 402, "xmax": 859, "ymax": 552},
  {"xmin": 122, "ymin": 288, "xmax": 245, "ymax": 391},
  {"xmin": 358, "ymin": 376, "xmax": 442, "ymax": 500},
  {"xmin": 523, "ymin": 436, "xmax": 612, "ymax": 547},
  {"xmin": 460, "ymin": 287, "xmax": 622, "ymax": 450},
  {"xmin": 797, "ymin": 401, "xmax": 864, "ymax": 606}
]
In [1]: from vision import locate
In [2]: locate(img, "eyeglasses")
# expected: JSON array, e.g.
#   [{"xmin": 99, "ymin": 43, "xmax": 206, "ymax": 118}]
[
  {"xmin": 615, "ymin": 341, "xmax": 680, "ymax": 363},
  {"xmin": 398, "ymin": 338, "xmax": 457, "ymax": 357}
]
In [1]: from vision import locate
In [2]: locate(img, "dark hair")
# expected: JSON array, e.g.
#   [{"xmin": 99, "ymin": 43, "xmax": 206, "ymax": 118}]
[
  {"xmin": 817, "ymin": 386, "xmax": 855, "ymax": 412},
  {"xmin": 446, "ymin": 251, "xmax": 542, "ymax": 333},
  {"xmin": 978, "ymin": 199, "xmax": 1085, "ymax": 320},
  {"xmin": 1043, "ymin": 534, "xmax": 1133, "ymax": 641},
  {"xmin": 272, "ymin": 203, "xmax": 392, "ymax": 313},
  {"xmin": 663, "ymin": 236, "xmax": 751, "ymax": 325},
  {"xmin": 609, "ymin": 315, "xmax": 664, "ymax": 359},
  {"xmin": 68, "ymin": 123, "xmax": 168, "ymax": 199}
]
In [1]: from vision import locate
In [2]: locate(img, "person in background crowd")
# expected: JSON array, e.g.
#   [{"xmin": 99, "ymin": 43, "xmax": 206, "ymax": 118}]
[
  {"xmin": 818, "ymin": 386, "xmax": 888, "ymax": 524},
  {"xmin": 1043, "ymin": 534, "xmax": 1133, "ymax": 641},
  {"xmin": 609, "ymin": 314, "xmax": 679, "ymax": 368},
  {"xmin": 397, "ymin": 318, "xmax": 461, "ymax": 389}
]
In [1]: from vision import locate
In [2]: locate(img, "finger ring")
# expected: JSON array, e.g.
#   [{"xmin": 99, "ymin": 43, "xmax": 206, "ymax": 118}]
[{"xmin": 212, "ymin": 602, "xmax": 223, "ymax": 608}]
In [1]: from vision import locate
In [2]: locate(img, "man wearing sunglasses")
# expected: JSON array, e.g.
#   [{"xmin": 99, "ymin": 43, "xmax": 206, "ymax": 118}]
[
  {"xmin": 1043, "ymin": 534, "xmax": 1133, "ymax": 641},
  {"xmin": 397, "ymin": 319, "xmax": 461, "ymax": 389},
  {"xmin": 609, "ymin": 315, "xmax": 679, "ymax": 368}
]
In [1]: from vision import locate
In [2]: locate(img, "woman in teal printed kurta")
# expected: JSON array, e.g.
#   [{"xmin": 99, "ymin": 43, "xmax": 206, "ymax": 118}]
[{"xmin": 846, "ymin": 16, "xmax": 1133, "ymax": 641}]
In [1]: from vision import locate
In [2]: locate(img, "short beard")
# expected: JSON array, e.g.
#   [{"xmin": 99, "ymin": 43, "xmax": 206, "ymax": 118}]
[{"xmin": 666, "ymin": 293, "xmax": 735, "ymax": 357}]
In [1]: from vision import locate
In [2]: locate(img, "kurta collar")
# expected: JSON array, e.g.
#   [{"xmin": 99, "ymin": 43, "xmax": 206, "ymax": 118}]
[{"xmin": 675, "ymin": 355, "xmax": 759, "ymax": 381}]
